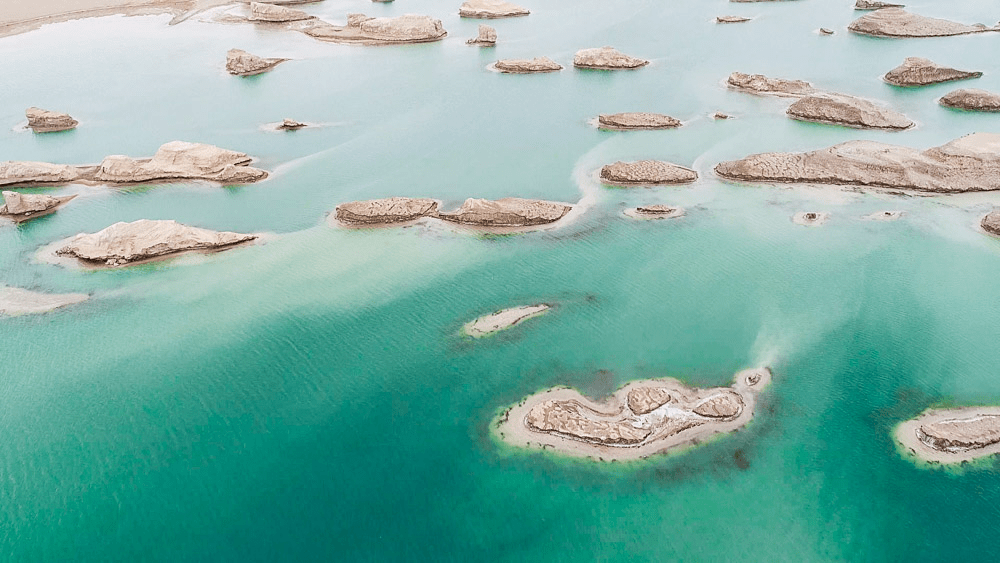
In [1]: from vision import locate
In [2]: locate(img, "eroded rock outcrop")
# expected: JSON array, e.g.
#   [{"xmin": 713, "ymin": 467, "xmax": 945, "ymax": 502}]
[
  {"xmin": 855, "ymin": 0, "xmax": 903, "ymax": 9},
  {"xmin": 277, "ymin": 118, "xmax": 308, "ymax": 130},
  {"xmin": 792, "ymin": 211, "xmax": 829, "ymax": 226},
  {"xmin": 624, "ymin": 204, "xmax": 685, "ymax": 219},
  {"xmin": 0, "ymin": 162, "xmax": 82, "ymax": 187},
  {"xmin": 56, "ymin": 220, "xmax": 257, "ymax": 267},
  {"xmin": 494, "ymin": 57, "xmax": 562, "ymax": 73},
  {"xmin": 304, "ymin": 14, "xmax": 447, "ymax": 44},
  {"xmin": 249, "ymin": 2, "xmax": 314, "ymax": 22},
  {"xmin": 600, "ymin": 160, "xmax": 698, "ymax": 186},
  {"xmin": 1, "ymin": 191, "xmax": 76, "ymax": 221},
  {"xmin": 0, "ymin": 287, "xmax": 89, "ymax": 316},
  {"xmin": 93, "ymin": 142, "xmax": 268, "ymax": 185},
  {"xmin": 573, "ymin": 47, "xmax": 648, "ymax": 70},
  {"xmin": 716, "ymin": 16, "xmax": 751, "ymax": 23},
  {"xmin": 727, "ymin": 72, "xmax": 815, "ymax": 97},
  {"xmin": 439, "ymin": 198, "xmax": 571, "ymax": 226},
  {"xmin": 848, "ymin": 8, "xmax": 997, "ymax": 37},
  {"xmin": 226, "ymin": 48, "xmax": 288, "ymax": 76},
  {"xmin": 467, "ymin": 24, "xmax": 496, "ymax": 45},
  {"xmin": 459, "ymin": 0, "xmax": 529, "ymax": 18},
  {"xmin": 982, "ymin": 209, "xmax": 1000, "ymax": 236},
  {"xmin": 462, "ymin": 304, "xmax": 549, "ymax": 337},
  {"xmin": 787, "ymin": 93, "xmax": 913, "ymax": 130},
  {"xmin": 884, "ymin": 57, "xmax": 982, "ymax": 87},
  {"xmin": 335, "ymin": 197, "xmax": 439, "ymax": 225},
  {"xmin": 939, "ymin": 89, "xmax": 1000, "ymax": 112},
  {"xmin": 597, "ymin": 113, "xmax": 682, "ymax": 131},
  {"xmin": 897, "ymin": 407, "xmax": 1000, "ymax": 463},
  {"xmin": 715, "ymin": 133, "xmax": 1000, "ymax": 193},
  {"xmin": 25, "ymin": 107, "xmax": 78, "ymax": 133}
]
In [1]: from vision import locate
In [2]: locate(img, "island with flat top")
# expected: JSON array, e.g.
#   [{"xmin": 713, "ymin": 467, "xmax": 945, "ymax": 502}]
[{"xmin": 897, "ymin": 407, "xmax": 1000, "ymax": 464}]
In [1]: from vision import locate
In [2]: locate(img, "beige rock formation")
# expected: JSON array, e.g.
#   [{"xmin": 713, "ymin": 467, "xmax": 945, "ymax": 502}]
[
  {"xmin": 248, "ymin": 2, "xmax": 313, "ymax": 22},
  {"xmin": 0, "ymin": 191, "xmax": 76, "ymax": 221},
  {"xmin": 627, "ymin": 387, "xmax": 673, "ymax": 415},
  {"xmin": 855, "ymin": 0, "xmax": 904, "ymax": 9},
  {"xmin": 713, "ymin": 112, "xmax": 731, "ymax": 119},
  {"xmin": 982, "ymin": 209, "xmax": 1000, "ymax": 236},
  {"xmin": 467, "ymin": 24, "xmax": 497, "ymax": 45},
  {"xmin": 848, "ymin": 8, "xmax": 997, "ymax": 37},
  {"xmin": 56, "ymin": 219, "xmax": 257, "ymax": 267},
  {"xmin": 883, "ymin": 57, "xmax": 982, "ymax": 87},
  {"xmin": 335, "ymin": 197, "xmax": 439, "ymax": 225},
  {"xmin": 600, "ymin": 160, "xmax": 698, "ymax": 187},
  {"xmin": 715, "ymin": 133, "xmax": 1000, "ymax": 193},
  {"xmin": 277, "ymin": 118, "xmax": 308, "ymax": 130},
  {"xmin": 939, "ymin": 89, "xmax": 1000, "ymax": 112},
  {"xmin": 226, "ymin": 48, "xmax": 288, "ymax": 76},
  {"xmin": 439, "ymin": 198, "xmax": 571, "ymax": 226},
  {"xmin": 897, "ymin": 407, "xmax": 1000, "ymax": 463},
  {"xmin": 597, "ymin": 113, "xmax": 682, "ymax": 131},
  {"xmin": 25, "ymin": 107, "xmax": 78, "ymax": 133},
  {"xmin": 93, "ymin": 141, "xmax": 268, "ymax": 185},
  {"xmin": 0, "ymin": 162, "xmax": 82, "ymax": 187},
  {"xmin": 792, "ymin": 211, "xmax": 829, "ymax": 226},
  {"xmin": 727, "ymin": 72, "xmax": 815, "ymax": 97},
  {"xmin": 716, "ymin": 16, "xmax": 751, "ymax": 23},
  {"xmin": 786, "ymin": 93, "xmax": 913, "ymax": 130},
  {"xmin": 624, "ymin": 204, "xmax": 685, "ymax": 219},
  {"xmin": 819, "ymin": 28, "xmax": 834, "ymax": 35},
  {"xmin": 462, "ymin": 304, "xmax": 549, "ymax": 337},
  {"xmin": 493, "ymin": 57, "xmax": 562, "ymax": 73},
  {"xmin": 573, "ymin": 47, "xmax": 648, "ymax": 70},
  {"xmin": 0, "ymin": 286, "xmax": 89, "ymax": 316},
  {"xmin": 303, "ymin": 14, "xmax": 447, "ymax": 44},
  {"xmin": 458, "ymin": 0, "xmax": 528, "ymax": 18}
]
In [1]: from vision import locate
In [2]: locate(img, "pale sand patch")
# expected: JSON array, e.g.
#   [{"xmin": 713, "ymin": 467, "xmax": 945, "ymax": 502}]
[
  {"xmin": 896, "ymin": 406, "xmax": 1000, "ymax": 464},
  {"xmin": 862, "ymin": 210, "xmax": 904, "ymax": 221},
  {"xmin": 463, "ymin": 304, "xmax": 549, "ymax": 337},
  {"xmin": 0, "ymin": 286, "xmax": 89, "ymax": 315},
  {"xmin": 0, "ymin": 0, "xmax": 234, "ymax": 37}
]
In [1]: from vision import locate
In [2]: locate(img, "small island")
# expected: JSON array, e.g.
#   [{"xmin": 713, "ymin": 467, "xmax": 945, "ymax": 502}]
[
  {"xmin": 226, "ymin": 48, "xmax": 288, "ymax": 76},
  {"xmin": 25, "ymin": 107, "xmax": 77, "ymax": 133},
  {"xmin": 248, "ymin": 2, "xmax": 314, "ymax": 23},
  {"xmin": 854, "ymin": 0, "xmax": 903, "ymax": 9},
  {"xmin": 792, "ymin": 211, "xmax": 829, "ymax": 226},
  {"xmin": 624, "ymin": 204, "xmax": 685, "ymax": 220},
  {"xmin": 597, "ymin": 113, "xmax": 681, "ymax": 131},
  {"xmin": 303, "ymin": 14, "xmax": 447, "ymax": 45},
  {"xmin": 981, "ymin": 209, "xmax": 1000, "ymax": 236},
  {"xmin": 459, "ymin": 0, "xmax": 529, "ymax": 18},
  {"xmin": 716, "ymin": 16, "xmax": 751, "ymax": 24},
  {"xmin": 600, "ymin": 160, "xmax": 698, "ymax": 187},
  {"xmin": 332, "ymin": 197, "xmax": 571, "ymax": 230},
  {"xmin": 883, "ymin": 57, "xmax": 982, "ymax": 87},
  {"xmin": 939, "ymin": 89, "xmax": 1000, "ymax": 113},
  {"xmin": 467, "ymin": 24, "xmax": 497, "ymax": 46},
  {"xmin": 726, "ymin": 72, "xmax": 815, "ymax": 97},
  {"xmin": 786, "ymin": 93, "xmax": 913, "ymax": 130},
  {"xmin": 848, "ymin": 8, "xmax": 998, "ymax": 38},
  {"xmin": 495, "ymin": 367, "xmax": 772, "ymax": 460},
  {"xmin": 1, "ymin": 191, "xmax": 76, "ymax": 222},
  {"xmin": 493, "ymin": 57, "xmax": 562, "ymax": 74},
  {"xmin": 573, "ymin": 47, "xmax": 648, "ymax": 70},
  {"xmin": 335, "ymin": 197, "xmax": 440, "ymax": 226},
  {"xmin": 897, "ymin": 407, "xmax": 1000, "ymax": 464},
  {"xmin": 463, "ymin": 304, "xmax": 550, "ymax": 337}
]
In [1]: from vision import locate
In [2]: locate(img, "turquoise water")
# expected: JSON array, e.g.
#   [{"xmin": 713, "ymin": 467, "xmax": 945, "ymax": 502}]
[{"xmin": 3, "ymin": 0, "xmax": 1000, "ymax": 560}]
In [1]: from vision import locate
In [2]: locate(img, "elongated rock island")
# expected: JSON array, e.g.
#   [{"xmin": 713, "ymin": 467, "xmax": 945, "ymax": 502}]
[
  {"xmin": 573, "ymin": 47, "xmax": 648, "ymax": 70},
  {"xmin": 459, "ymin": 0, "xmax": 529, "ymax": 18},
  {"xmin": 939, "ymin": 89, "xmax": 1000, "ymax": 112},
  {"xmin": 439, "ymin": 198, "xmax": 571, "ymax": 227},
  {"xmin": 226, "ymin": 48, "xmax": 287, "ymax": 76},
  {"xmin": 495, "ymin": 367, "xmax": 772, "ymax": 460},
  {"xmin": 304, "ymin": 14, "xmax": 447, "ymax": 44},
  {"xmin": 25, "ymin": 107, "xmax": 78, "ymax": 133},
  {"xmin": 249, "ymin": 2, "xmax": 314, "ymax": 22},
  {"xmin": 981, "ymin": 209, "xmax": 1000, "ymax": 236},
  {"xmin": 624, "ymin": 204, "xmax": 684, "ymax": 219},
  {"xmin": 726, "ymin": 72, "xmax": 814, "ymax": 97},
  {"xmin": 1, "ymin": 191, "xmax": 76, "ymax": 222},
  {"xmin": 335, "ymin": 197, "xmax": 440, "ymax": 226},
  {"xmin": 897, "ymin": 407, "xmax": 1000, "ymax": 463},
  {"xmin": 855, "ymin": 0, "xmax": 903, "ymax": 9},
  {"xmin": 493, "ymin": 57, "xmax": 562, "ymax": 74},
  {"xmin": 883, "ymin": 57, "xmax": 982, "ymax": 87},
  {"xmin": 848, "ymin": 8, "xmax": 998, "ymax": 37},
  {"xmin": 714, "ymin": 133, "xmax": 1000, "ymax": 193},
  {"xmin": 463, "ymin": 304, "xmax": 549, "ymax": 337},
  {"xmin": 0, "ymin": 286, "xmax": 89, "ymax": 316},
  {"xmin": 786, "ymin": 93, "xmax": 913, "ymax": 130},
  {"xmin": 600, "ymin": 160, "xmax": 698, "ymax": 186},
  {"xmin": 597, "ymin": 113, "xmax": 681, "ymax": 131}
]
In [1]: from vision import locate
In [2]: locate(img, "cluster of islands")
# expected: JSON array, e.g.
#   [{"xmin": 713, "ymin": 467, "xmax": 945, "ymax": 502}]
[{"xmin": 3, "ymin": 0, "xmax": 1000, "ymax": 465}]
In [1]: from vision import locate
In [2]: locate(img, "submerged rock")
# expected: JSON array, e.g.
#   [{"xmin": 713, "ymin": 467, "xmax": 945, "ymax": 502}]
[
  {"xmin": 716, "ymin": 16, "xmax": 751, "ymax": 23},
  {"xmin": 848, "ymin": 8, "xmax": 997, "ymax": 37},
  {"xmin": 25, "ymin": 107, "xmax": 78, "ymax": 133},
  {"xmin": 0, "ymin": 286, "xmax": 89, "ymax": 316},
  {"xmin": 438, "ymin": 197, "xmax": 571, "ymax": 227},
  {"xmin": 463, "ymin": 304, "xmax": 549, "ymax": 337},
  {"xmin": 0, "ymin": 191, "xmax": 76, "ymax": 221},
  {"xmin": 854, "ymin": 0, "xmax": 904, "ymax": 9},
  {"xmin": 248, "ymin": 2, "xmax": 314, "ymax": 22},
  {"xmin": 466, "ymin": 24, "xmax": 497, "ymax": 45},
  {"xmin": 0, "ymin": 161, "xmax": 82, "ymax": 187},
  {"xmin": 786, "ymin": 93, "xmax": 913, "ymax": 130},
  {"xmin": 56, "ymin": 219, "xmax": 257, "ymax": 267},
  {"xmin": 883, "ymin": 57, "xmax": 982, "ymax": 87},
  {"xmin": 862, "ymin": 210, "xmax": 904, "ymax": 221},
  {"xmin": 335, "ymin": 197, "xmax": 439, "ymax": 225},
  {"xmin": 494, "ymin": 57, "xmax": 562, "ymax": 73},
  {"xmin": 727, "ymin": 72, "xmax": 815, "ymax": 97},
  {"xmin": 597, "ymin": 113, "xmax": 682, "ymax": 130},
  {"xmin": 93, "ymin": 141, "xmax": 268, "ymax": 185},
  {"xmin": 459, "ymin": 0, "xmax": 529, "ymax": 18},
  {"xmin": 573, "ymin": 47, "xmax": 648, "ymax": 70},
  {"xmin": 939, "ymin": 89, "xmax": 1000, "ymax": 112},
  {"xmin": 713, "ymin": 112, "xmax": 732, "ymax": 119},
  {"xmin": 304, "ymin": 14, "xmax": 447, "ymax": 44},
  {"xmin": 982, "ymin": 209, "xmax": 1000, "ymax": 236},
  {"xmin": 226, "ymin": 48, "xmax": 288, "ymax": 76},
  {"xmin": 715, "ymin": 133, "xmax": 1000, "ymax": 193},
  {"xmin": 600, "ymin": 160, "xmax": 698, "ymax": 186},
  {"xmin": 792, "ymin": 211, "xmax": 829, "ymax": 226}
]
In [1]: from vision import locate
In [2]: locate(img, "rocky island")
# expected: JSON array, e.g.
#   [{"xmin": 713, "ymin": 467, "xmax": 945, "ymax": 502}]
[
  {"xmin": 981, "ymin": 209, "xmax": 1000, "ymax": 236},
  {"xmin": 792, "ymin": 211, "xmax": 829, "ymax": 226},
  {"xmin": 438, "ymin": 198, "xmax": 571, "ymax": 227},
  {"xmin": 303, "ymin": 14, "xmax": 447, "ymax": 44},
  {"xmin": 0, "ymin": 286, "xmax": 89, "ymax": 316},
  {"xmin": 883, "ymin": 57, "xmax": 982, "ymax": 87},
  {"xmin": 334, "ymin": 197, "xmax": 440, "ymax": 226},
  {"xmin": 277, "ymin": 118, "xmax": 308, "ymax": 130},
  {"xmin": 458, "ymin": 0, "xmax": 529, "ymax": 18},
  {"xmin": 897, "ymin": 407, "xmax": 1000, "ymax": 464},
  {"xmin": 25, "ymin": 107, "xmax": 78, "ymax": 133},
  {"xmin": 54, "ymin": 219, "xmax": 257, "ymax": 267},
  {"xmin": 573, "ymin": 47, "xmax": 648, "ymax": 70},
  {"xmin": 624, "ymin": 204, "xmax": 685, "ymax": 220},
  {"xmin": 597, "ymin": 113, "xmax": 682, "ymax": 131},
  {"xmin": 939, "ymin": 89, "xmax": 1000, "ymax": 112},
  {"xmin": 226, "ymin": 48, "xmax": 287, "ymax": 76},
  {"xmin": 716, "ymin": 16, "xmax": 751, "ymax": 24},
  {"xmin": 1, "ymin": 191, "xmax": 76, "ymax": 222},
  {"xmin": 600, "ymin": 160, "xmax": 698, "ymax": 187},
  {"xmin": 848, "ymin": 8, "xmax": 998, "ymax": 37},
  {"xmin": 248, "ymin": 2, "xmax": 314, "ymax": 22},
  {"xmin": 786, "ymin": 93, "xmax": 913, "ymax": 130},
  {"xmin": 715, "ymin": 132, "xmax": 1000, "ymax": 193},
  {"xmin": 726, "ymin": 72, "xmax": 815, "ymax": 97},
  {"xmin": 463, "ymin": 304, "xmax": 550, "ymax": 337},
  {"xmin": 493, "ymin": 57, "xmax": 562, "ymax": 73},
  {"xmin": 495, "ymin": 368, "xmax": 772, "ymax": 460},
  {"xmin": 467, "ymin": 24, "xmax": 496, "ymax": 46},
  {"xmin": 854, "ymin": 0, "xmax": 903, "ymax": 9},
  {"xmin": 0, "ymin": 162, "xmax": 82, "ymax": 187}
]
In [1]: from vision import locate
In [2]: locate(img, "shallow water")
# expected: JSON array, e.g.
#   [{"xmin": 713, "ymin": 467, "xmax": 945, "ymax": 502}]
[{"xmin": 2, "ymin": 0, "xmax": 1000, "ymax": 560}]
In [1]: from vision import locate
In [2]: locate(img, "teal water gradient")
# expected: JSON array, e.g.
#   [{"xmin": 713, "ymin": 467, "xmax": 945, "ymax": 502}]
[{"xmin": 2, "ymin": 0, "xmax": 1000, "ymax": 560}]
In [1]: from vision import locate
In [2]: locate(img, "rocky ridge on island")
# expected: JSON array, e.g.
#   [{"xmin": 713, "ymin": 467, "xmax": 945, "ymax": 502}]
[
  {"xmin": 303, "ymin": 13, "xmax": 447, "ymax": 44},
  {"xmin": 1, "ymin": 191, "xmax": 76, "ymax": 222},
  {"xmin": 883, "ymin": 57, "xmax": 982, "ymax": 87},
  {"xmin": 463, "ymin": 304, "xmax": 550, "ymax": 337},
  {"xmin": 786, "ymin": 93, "xmax": 913, "ymax": 130},
  {"xmin": 573, "ymin": 47, "xmax": 648, "ymax": 70},
  {"xmin": 715, "ymin": 132, "xmax": 1000, "ymax": 193},
  {"xmin": 0, "ymin": 286, "xmax": 89, "ymax": 316},
  {"xmin": 335, "ymin": 197, "xmax": 440, "ymax": 225},
  {"xmin": 0, "ymin": 142, "xmax": 268, "ymax": 188},
  {"xmin": 54, "ymin": 219, "xmax": 257, "ymax": 267},
  {"xmin": 939, "ymin": 89, "xmax": 1000, "ymax": 112},
  {"xmin": 600, "ymin": 160, "xmax": 698, "ymax": 187},
  {"xmin": 624, "ymin": 204, "xmax": 685, "ymax": 219},
  {"xmin": 716, "ymin": 16, "xmax": 751, "ymax": 23},
  {"xmin": 597, "ymin": 113, "xmax": 681, "ymax": 131},
  {"xmin": 848, "ymin": 8, "xmax": 998, "ymax": 37},
  {"xmin": 493, "ymin": 57, "xmax": 562, "ymax": 73},
  {"xmin": 467, "ymin": 24, "xmax": 496, "ymax": 46},
  {"xmin": 25, "ymin": 107, "xmax": 78, "ymax": 133},
  {"xmin": 248, "ymin": 2, "xmax": 314, "ymax": 22},
  {"xmin": 727, "ymin": 72, "xmax": 815, "ymax": 97},
  {"xmin": 458, "ymin": 0, "xmax": 529, "ymax": 18},
  {"xmin": 438, "ymin": 198, "xmax": 571, "ymax": 227},
  {"xmin": 495, "ymin": 368, "xmax": 772, "ymax": 460},
  {"xmin": 897, "ymin": 407, "xmax": 1000, "ymax": 463},
  {"xmin": 854, "ymin": 0, "xmax": 903, "ymax": 9},
  {"xmin": 226, "ymin": 48, "xmax": 287, "ymax": 76}
]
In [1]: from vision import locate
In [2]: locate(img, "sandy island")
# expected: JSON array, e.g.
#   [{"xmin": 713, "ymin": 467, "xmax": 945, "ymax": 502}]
[
  {"xmin": 495, "ymin": 367, "xmax": 772, "ymax": 461},
  {"xmin": 0, "ymin": 0, "xmax": 233, "ymax": 37},
  {"xmin": 463, "ymin": 304, "xmax": 550, "ymax": 337},
  {"xmin": 896, "ymin": 407, "xmax": 1000, "ymax": 464}
]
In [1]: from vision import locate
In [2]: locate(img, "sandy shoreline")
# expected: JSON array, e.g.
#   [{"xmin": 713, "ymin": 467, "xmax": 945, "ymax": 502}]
[
  {"xmin": 895, "ymin": 406, "xmax": 1000, "ymax": 464},
  {"xmin": 0, "ymin": 0, "xmax": 234, "ymax": 37}
]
